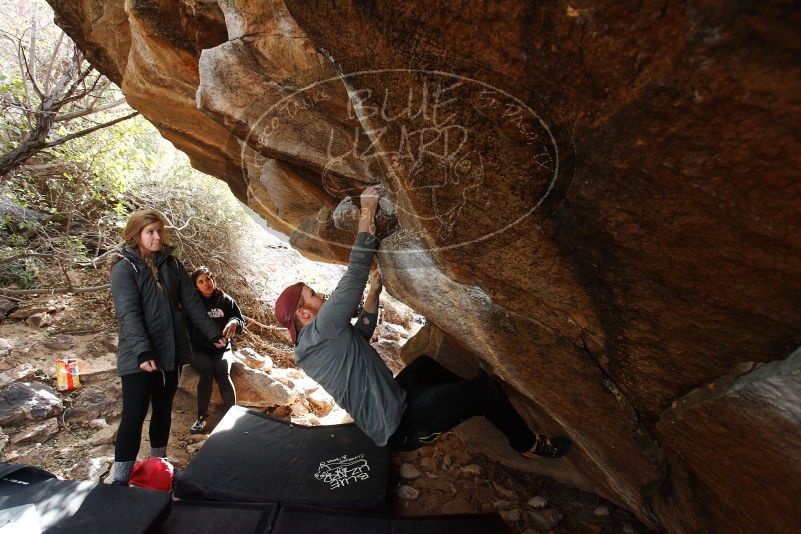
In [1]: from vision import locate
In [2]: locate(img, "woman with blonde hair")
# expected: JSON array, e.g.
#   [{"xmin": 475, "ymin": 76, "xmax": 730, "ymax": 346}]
[{"xmin": 109, "ymin": 209, "xmax": 224, "ymax": 485}]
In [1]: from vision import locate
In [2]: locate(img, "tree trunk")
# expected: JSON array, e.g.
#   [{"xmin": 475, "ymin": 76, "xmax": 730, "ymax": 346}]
[
  {"xmin": 0, "ymin": 105, "xmax": 55, "ymax": 177},
  {"xmin": 0, "ymin": 139, "xmax": 49, "ymax": 177}
]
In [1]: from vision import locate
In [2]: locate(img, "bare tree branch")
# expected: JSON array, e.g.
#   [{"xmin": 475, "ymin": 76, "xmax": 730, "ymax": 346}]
[
  {"xmin": 167, "ymin": 215, "xmax": 203, "ymax": 232},
  {"xmin": 0, "ymin": 252, "xmax": 56, "ymax": 264},
  {"xmin": 54, "ymin": 98, "xmax": 127, "ymax": 122},
  {"xmin": 21, "ymin": 27, "xmax": 43, "ymax": 100},
  {"xmin": 242, "ymin": 315, "xmax": 284, "ymax": 332},
  {"xmin": 57, "ymin": 57, "xmax": 94, "ymax": 108},
  {"xmin": 0, "ymin": 284, "xmax": 110, "ymax": 296},
  {"xmin": 0, "ymin": 30, "xmax": 33, "ymax": 127},
  {"xmin": 74, "ymin": 247, "xmax": 118, "ymax": 268},
  {"xmin": 28, "ymin": 17, "xmax": 37, "ymax": 93},
  {"xmin": 42, "ymin": 31, "xmax": 65, "ymax": 95},
  {"xmin": 84, "ymin": 78, "xmax": 112, "ymax": 109},
  {"xmin": 41, "ymin": 111, "xmax": 138, "ymax": 149}
]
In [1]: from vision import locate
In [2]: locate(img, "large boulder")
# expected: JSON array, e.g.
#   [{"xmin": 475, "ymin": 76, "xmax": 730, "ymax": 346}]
[
  {"xmin": 75, "ymin": 354, "xmax": 117, "ymax": 384},
  {"xmin": 0, "ymin": 382, "xmax": 63, "ymax": 425},
  {"xmin": 46, "ymin": 0, "xmax": 801, "ymax": 530},
  {"xmin": 62, "ymin": 387, "xmax": 122, "ymax": 423},
  {"xmin": 0, "ymin": 362, "xmax": 37, "ymax": 389},
  {"xmin": 179, "ymin": 358, "xmax": 297, "ymax": 408},
  {"xmin": 9, "ymin": 418, "xmax": 60, "ymax": 445},
  {"xmin": 0, "ymin": 299, "xmax": 17, "ymax": 321},
  {"xmin": 653, "ymin": 349, "xmax": 801, "ymax": 533}
]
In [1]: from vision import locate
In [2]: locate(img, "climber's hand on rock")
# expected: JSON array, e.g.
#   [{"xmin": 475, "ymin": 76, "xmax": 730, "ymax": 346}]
[
  {"xmin": 360, "ymin": 185, "xmax": 382, "ymax": 214},
  {"xmin": 359, "ymin": 185, "xmax": 383, "ymax": 234},
  {"xmin": 369, "ymin": 269, "xmax": 383, "ymax": 295}
]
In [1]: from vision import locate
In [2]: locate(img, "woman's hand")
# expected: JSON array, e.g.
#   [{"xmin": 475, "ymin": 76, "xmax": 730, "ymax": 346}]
[
  {"xmin": 213, "ymin": 336, "xmax": 227, "ymax": 349},
  {"xmin": 139, "ymin": 360, "xmax": 158, "ymax": 372},
  {"xmin": 222, "ymin": 319, "xmax": 238, "ymax": 340}
]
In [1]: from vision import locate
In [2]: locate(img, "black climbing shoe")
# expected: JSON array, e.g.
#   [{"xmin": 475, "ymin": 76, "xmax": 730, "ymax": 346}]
[
  {"xmin": 521, "ymin": 434, "xmax": 571, "ymax": 459},
  {"xmin": 190, "ymin": 416, "xmax": 207, "ymax": 434}
]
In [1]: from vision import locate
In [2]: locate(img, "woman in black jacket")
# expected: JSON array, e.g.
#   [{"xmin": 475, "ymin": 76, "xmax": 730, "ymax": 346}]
[
  {"xmin": 109, "ymin": 209, "xmax": 223, "ymax": 485},
  {"xmin": 188, "ymin": 266, "xmax": 244, "ymax": 433}
]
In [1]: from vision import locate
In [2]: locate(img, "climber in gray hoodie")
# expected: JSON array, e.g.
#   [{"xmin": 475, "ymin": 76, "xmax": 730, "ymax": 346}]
[{"xmin": 275, "ymin": 186, "xmax": 570, "ymax": 458}]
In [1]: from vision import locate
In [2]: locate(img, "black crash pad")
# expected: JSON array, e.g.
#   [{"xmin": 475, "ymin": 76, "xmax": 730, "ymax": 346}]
[
  {"xmin": 0, "ymin": 478, "xmax": 171, "ymax": 533},
  {"xmin": 0, "ymin": 463, "xmax": 57, "ymax": 498},
  {"xmin": 271, "ymin": 504, "xmax": 509, "ymax": 534},
  {"xmin": 174, "ymin": 406, "xmax": 389, "ymax": 511},
  {"xmin": 157, "ymin": 501, "xmax": 278, "ymax": 534}
]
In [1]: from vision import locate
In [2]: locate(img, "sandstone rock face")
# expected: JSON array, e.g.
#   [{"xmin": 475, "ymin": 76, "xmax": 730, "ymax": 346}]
[
  {"xmin": 47, "ymin": 1, "xmax": 801, "ymax": 531},
  {"xmin": 654, "ymin": 349, "xmax": 801, "ymax": 533}
]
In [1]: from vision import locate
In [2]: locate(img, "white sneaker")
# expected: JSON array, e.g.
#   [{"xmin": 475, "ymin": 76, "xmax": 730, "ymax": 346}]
[{"xmin": 190, "ymin": 416, "xmax": 207, "ymax": 434}]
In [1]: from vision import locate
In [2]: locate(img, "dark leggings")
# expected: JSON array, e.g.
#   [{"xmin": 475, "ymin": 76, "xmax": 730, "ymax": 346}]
[
  {"xmin": 192, "ymin": 349, "xmax": 236, "ymax": 417},
  {"xmin": 387, "ymin": 356, "xmax": 535, "ymax": 453},
  {"xmin": 115, "ymin": 369, "xmax": 179, "ymax": 462}
]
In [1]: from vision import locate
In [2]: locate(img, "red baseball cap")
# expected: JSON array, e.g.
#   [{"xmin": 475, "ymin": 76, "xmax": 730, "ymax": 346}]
[{"xmin": 275, "ymin": 282, "xmax": 304, "ymax": 346}]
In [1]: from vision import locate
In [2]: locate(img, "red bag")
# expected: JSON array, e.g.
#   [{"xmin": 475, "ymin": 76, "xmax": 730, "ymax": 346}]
[{"xmin": 128, "ymin": 456, "xmax": 174, "ymax": 492}]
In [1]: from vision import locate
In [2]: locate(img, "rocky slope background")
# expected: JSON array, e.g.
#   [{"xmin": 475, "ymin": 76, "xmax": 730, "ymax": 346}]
[{"xmin": 34, "ymin": 0, "xmax": 801, "ymax": 532}]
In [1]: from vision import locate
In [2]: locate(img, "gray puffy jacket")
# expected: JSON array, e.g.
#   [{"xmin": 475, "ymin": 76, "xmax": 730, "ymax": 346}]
[{"xmin": 110, "ymin": 245, "xmax": 220, "ymax": 376}]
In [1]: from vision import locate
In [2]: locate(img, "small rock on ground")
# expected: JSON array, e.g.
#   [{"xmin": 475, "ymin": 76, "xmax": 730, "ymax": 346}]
[
  {"xmin": 420, "ymin": 456, "xmax": 435, "ymax": 470},
  {"xmin": 594, "ymin": 505, "xmax": 610, "ymax": 517},
  {"xmin": 89, "ymin": 425, "xmax": 117, "ymax": 446},
  {"xmin": 398, "ymin": 450, "xmax": 418, "ymax": 462},
  {"xmin": 400, "ymin": 463, "xmax": 421, "ymax": 479},
  {"xmin": 88, "ymin": 418, "xmax": 109, "ymax": 429},
  {"xmin": 529, "ymin": 508, "xmax": 562, "ymax": 530},
  {"xmin": 461, "ymin": 464, "xmax": 481, "ymax": 475},
  {"xmin": 499, "ymin": 510, "xmax": 521, "ymax": 523},
  {"xmin": 440, "ymin": 497, "xmax": 472, "ymax": 514},
  {"xmin": 527, "ymin": 496, "xmax": 548, "ymax": 509},
  {"xmin": 43, "ymin": 334, "xmax": 76, "ymax": 350},
  {"xmin": 0, "ymin": 337, "xmax": 13, "ymax": 357},
  {"xmin": 397, "ymin": 485, "xmax": 419, "ymax": 500}
]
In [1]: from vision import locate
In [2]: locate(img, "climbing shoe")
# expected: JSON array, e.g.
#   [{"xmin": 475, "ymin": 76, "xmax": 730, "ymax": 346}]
[
  {"xmin": 190, "ymin": 416, "xmax": 207, "ymax": 434},
  {"xmin": 520, "ymin": 434, "xmax": 571, "ymax": 459}
]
